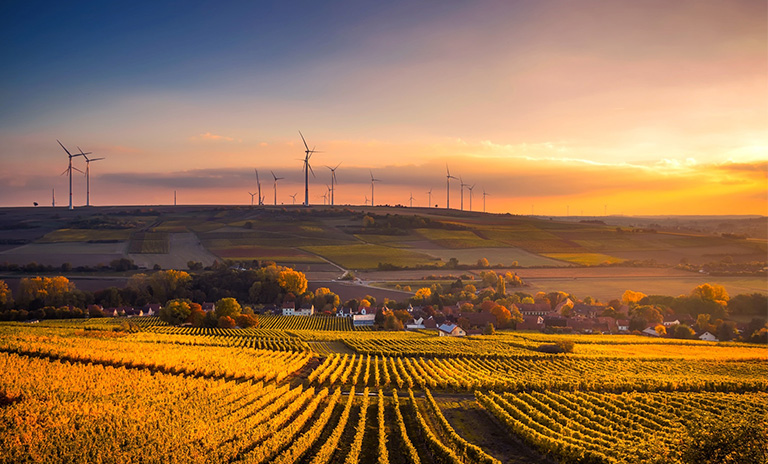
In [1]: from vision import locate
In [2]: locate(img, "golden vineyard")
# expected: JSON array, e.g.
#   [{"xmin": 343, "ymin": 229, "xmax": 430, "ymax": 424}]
[{"xmin": 1, "ymin": 319, "xmax": 766, "ymax": 464}]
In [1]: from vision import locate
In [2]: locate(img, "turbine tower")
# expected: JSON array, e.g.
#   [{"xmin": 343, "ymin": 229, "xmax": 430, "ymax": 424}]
[
  {"xmin": 427, "ymin": 188, "xmax": 433, "ymax": 208},
  {"xmin": 369, "ymin": 170, "xmax": 380, "ymax": 207},
  {"xmin": 78, "ymin": 147, "xmax": 104, "ymax": 207},
  {"xmin": 299, "ymin": 131, "xmax": 319, "ymax": 206},
  {"xmin": 52, "ymin": 188, "xmax": 55, "ymax": 207},
  {"xmin": 445, "ymin": 165, "xmax": 457, "ymax": 209},
  {"xmin": 459, "ymin": 176, "xmax": 468, "ymax": 211},
  {"xmin": 254, "ymin": 170, "xmax": 263, "ymax": 206},
  {"xmin": 467, "ymin": 184, "xmax": 476, "ymax": 212},
  {"xmin": 57, "ymin": 140, "xmax": 87, "ymax": 210},
  {"xmin": 326, "ymin": 162, "xmax": 340, "ymax": 206},
  {"xmin": 271, "ymin": 171, "xmax": 284, "ymax": 206},
  {"xmin": 482, "ymin": 188, "xmax": 490, "ymax": 213},
  {"xmin": 408, "ymin": 192, "xmax": 415, "ymax": 208}
]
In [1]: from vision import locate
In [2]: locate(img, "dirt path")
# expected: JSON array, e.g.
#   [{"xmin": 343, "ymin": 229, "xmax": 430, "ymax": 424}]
[{"xmin": 437, "ymin": 398, "xmax": 554, "ymax": 464}]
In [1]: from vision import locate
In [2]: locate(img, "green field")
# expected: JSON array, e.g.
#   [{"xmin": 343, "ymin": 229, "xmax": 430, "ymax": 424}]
[
  {"xmin": 542, "ymin": 252, "xmax": 625, "ymax": 265},
  {"xmin": 39, "ymin": 228, "xmax": 132, "ymax": 243},
  {"xmin": 302, "ymin": 243, "xmax": 440, "ymax": 269}
]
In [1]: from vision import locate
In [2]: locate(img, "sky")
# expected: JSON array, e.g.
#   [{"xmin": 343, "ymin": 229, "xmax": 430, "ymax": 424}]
[{"xmin": 1, "ymin": 0, "xmax": 766, "ymax": 215}]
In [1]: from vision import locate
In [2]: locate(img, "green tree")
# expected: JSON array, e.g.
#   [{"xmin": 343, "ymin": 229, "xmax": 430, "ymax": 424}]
[
  {"xmin": 672, "ymin": 324, "xmax": 696, "ymax": 339},
  {"xmin": 383, "ymin": 313, "xmax": 403, "ymax": 330},
  {"xmin": 159, "ymin": 299, "xmax": 192, "ymax": 325},
  {"xmin": 483, "ymin": 322, "xmax": 496, "ymax": 335},
  {"xmin": 215, "ymin": 297, "xmax": 242, "ymax": 319}
]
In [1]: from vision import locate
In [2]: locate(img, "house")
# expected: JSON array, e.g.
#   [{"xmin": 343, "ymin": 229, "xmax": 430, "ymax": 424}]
[
  {"xmin": 142, "ymin": 303, "xmax": 161, "ymax": 316},
  {"xmin": 103, "ymin": 308, "xmax": 119, "ymax": 317},
  {"xmin": 567, "ymin": 318, "xmax": 599, "ymax": 334},
  {"xmin": 544, "ymin": 315, "xmax": 568, "ymax": 328},
  {"xmin": 281, "ymin": 301, "xmax": 296, "ymax": 316},
  {"xmin": 617, "ymin": 319, "xmax": 630, "ymax": 332},
  {"xmin": 698, "ymin": 331, "xmax": 719, "ymax": 342},
  {"xmin": 459, "ymin": 312, "xmax": 496, "ymax": 329},
  {"xmin": 517, "ymin": 302, "xmax": 552, "ymax": 316},
  {"xmin": 406, "ymin": 316, "xmax": 425, "ymax": 330},
  {"xmin": 554, "ymin": 298, "xmax": 574, "ymax": 315},
  {"xmin": 336, "ymin": 306, "xmax": 353, "ymax": 317},
  {"xmin": 296, "ymin": 304, "xmax": 315, "ymax": 316},
  {"xmin": 572, "ymin": 303, "xmax": 603, "ymax": 318},
  {"xmin": 201, "ymin": 302, "xmax": 216, "ymax": 312},
  {"xmin": 517, "ymin": 315, "xmax": 544, "ymax": 331},
  {"xmin": 423, "ymin": 317, "xmax": 438, "ymax": 329},
  {"xmin": 642, "ymin": 326, "xmax": 662, "ymax": 337},
  {"xmin": 352, "ymin": 313, "xmax": 376, "ymax": 326},
  {"xmin": 662, "ymin": 318, "xmax": 680, "ymax": 327},
  {"xmin": 438, "ymin": 323, "xmax": 466, "ymax": 337},
  {"xmin": 596, "ymin": 317, "xmax": 619, "ymax": 334}
]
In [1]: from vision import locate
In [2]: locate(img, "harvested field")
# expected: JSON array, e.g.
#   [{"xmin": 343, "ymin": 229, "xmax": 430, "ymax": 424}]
[
  {"xmin": 128, "ymin": 232, "xmax": 218, "ymax": 269},
  {"xmin": 0, "ymin": 241, "xmax": 127, "ymax": 267},
  {"xmin": 213, "ymin": 246, "xmax": 325, "ymax": 263},
  {"xmin": 301, "ymin": 244, "xmax": 439, "ymax": 270},
  {"xmin": 541, "ymin": 252, "xmax": 625, "ymax": 265},
  {"xmin": 414, "ymin": 228, "xmax": 508, "ymax": 248}
]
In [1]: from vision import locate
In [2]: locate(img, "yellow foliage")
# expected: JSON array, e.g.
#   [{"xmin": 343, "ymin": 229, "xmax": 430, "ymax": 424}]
[{"xmin": 622, "ymin": 290, "xmax": 647, "ymax": 305}]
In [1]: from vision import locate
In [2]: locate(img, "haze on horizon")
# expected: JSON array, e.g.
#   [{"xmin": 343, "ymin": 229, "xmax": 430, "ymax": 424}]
[{"xmin": 1, "ymin": 0, "xmax": 766, "ymax": 216}]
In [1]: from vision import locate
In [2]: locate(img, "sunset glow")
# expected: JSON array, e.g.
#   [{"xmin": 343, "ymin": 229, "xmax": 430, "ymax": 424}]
[{"xmin": 1, "ymin": 0, "xmax": 765, "ymax": 215}]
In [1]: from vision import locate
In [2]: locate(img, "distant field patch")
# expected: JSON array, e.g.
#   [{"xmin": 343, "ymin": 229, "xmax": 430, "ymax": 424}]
[
  {"xmin": 574, "ymin": 343, "xmax": 768, "ymax": 359},
  {"xmin": 302, "ymin": 244, "xmax": 438, "ymax": 269},
  {"xmin": 542, "ymin": 252, "xmax": 625, "ymax": 265},
  {"xmin": 415, "ymin": 228, "xmax": 507, "ymax": 248},
  {"xmin": 128, "ymin": 232, "xmax": 169, "ymax": 254},
  {"xmin": 213, "ymin": 246, "xmax": 324, "ymax": 263},
  {"xmin": 413, "ymin": 247, "xmax": 567, "ymax": 267},
  {"xmin": 40, "ymin": 228, "xmax": 132, "ymax": 243}
]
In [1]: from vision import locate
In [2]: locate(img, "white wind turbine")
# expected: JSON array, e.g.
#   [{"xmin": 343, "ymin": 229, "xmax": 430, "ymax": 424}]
[
  {"xmin": 299, "ymin": 131, "xmax": 319, "ymax": 206},
  {"xmin": 289, "ymin": 193, "xmax": 298, "ymax": 205},
  {"xmin": 369, "ymin": 170, "xmax": 380, "ymax": 207},
  {"xmin": 467, "ymin": 184, "xmax": 476, "ymax": 212},
  {"xmin": 271, "ymin": 171, "xmax": 284, "ymax": 205},
  {"xmin": 248, "ymin": 192, "xmax": 258, "ymax": 206},
  {"xmin": 78, "ymin": 147, "xmax": 104, "ymax": 207},
  {"xmin": 326, "ymin": 162, "xmax": 340, "ymax": 206},
  {"xmin": 445, "ymin": 165, "xmax": 457, "ymax": 209},
  {"xmin": 57, "ymin": 140, "xmax": 88, "ymax": 210},
  {"xmin": 482, "ymin": 188, "xmax": 490, "ymax": 213},
  {"xmin": 408, "ymin": 192, "xmax": 415, "ymax": 208},
  {"xmin": 459, "ymin": 176, "xmax": 468, "ymax": 211},
  {"xmin": 254, "ymin": 170, "xmax": 264, "ymax": 206},
  {"xmin": 427, "ymin": 187, "xmax": 433, "ymax": 208}
]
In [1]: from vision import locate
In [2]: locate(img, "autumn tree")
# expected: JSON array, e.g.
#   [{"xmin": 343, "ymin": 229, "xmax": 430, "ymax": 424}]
[
  {"xmin": 672, "ymin": 324, "xmax": 696, "ymax": 339},
  {"xmin": 215, "ymin": 297, "xmax": 242, "ymax": 319},
  {"xmin": 277, "ymin": 268, "xmax": 308, "ymax": 295},
  {"xmin": 622, "ymin": 290, "xmax": 647, "ymax": 306},
  {"xmin": 313, "ymin": 287, "xmax": 340, "ymax": 312},
  {"xmin": 477, "ymin": 257, "xmax": 490, "ymax": 268},
  {"xmin": 17, "ymin": 276, "xmax": 76, "ymax": 308},
  {"xmin": 0, "ymin": 280, "xmax": 12, "ymax": 309},
  {"xmin": 159, "ymin": 299, "xmax": 192, "ymax": 325},
  {"xmin": 235, "ymin": 313, "xmax": 259, "ymax": 328},
  {"xmin": 691, "ymin": 283, "xmax": 729, "ymax": 306},
  {"xmin": 218, "ymin": 316, "xmax": 236, "ymax": 328}
]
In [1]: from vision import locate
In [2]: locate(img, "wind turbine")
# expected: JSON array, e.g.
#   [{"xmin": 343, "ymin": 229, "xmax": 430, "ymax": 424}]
[
  {"xmin": 52, "ymin": 188, "xmax": 55, "ymax": 207},
  {"xmin": 459, "ymin": 176, "xmax": 468, "ymax": 211},
  {"xmin": 322, "ymin": 190, "xmax": 328, "ymax": 205},
  {"xmin": 427, "ymin": 188, "xmax": 433, "ymax": 208},
  {"xmin": 299, "ymin": 131, "xmax": 319, "ymax": 206},
  {"xmin": 57, "ymin": 140, "xmax": 88, "ymax": 210},
  {"xmin": 78, "ymin": 148, "xmax": 104, "ymax": 207},
  {"xmin": 326, "ymin": 162, "xmax": 340, "ymax": 206},
  {"xmin": 408, "ymin": 192, "xmax": 415, "ymax": 208},
  {"xmin": 467, "ymin": 184, "xmax": 476, "ymax": 212},
  {"xmin": 364, "ymin": 195, "xmax": 369, "ymax": 206},
  {"xmin": 271, "ymin": 171, "xmax": 284, "ymax": 206},
  {"xmin": 445, "ymin": 165, "xmax": 457, "ymax": 209},
  {"xmin": 369, "ymin": 170, "xmax": 380, "ymax": 207},
  {"xmin": 254, "ymin": 170, "xmax": 264, "ymax": 206},
  {"xmin": 482, "ymin": 188, "xmax": 490, "ymax": 213},
  {"xmin": 289, "ymin": 193, "xmax": 298, "ymax": 205},
  {"xmin": 248, "ymin": 192, "xmax": 257, "ymax": 206}
]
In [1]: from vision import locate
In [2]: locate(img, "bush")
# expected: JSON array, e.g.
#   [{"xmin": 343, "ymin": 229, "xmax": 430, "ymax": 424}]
[{"xmin": 538, "ymin": 340, "xmax": 575, "ymax": 354}]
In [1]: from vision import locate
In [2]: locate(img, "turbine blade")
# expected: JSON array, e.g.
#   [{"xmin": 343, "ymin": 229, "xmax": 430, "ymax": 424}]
[
  {"xmin": 60, "ymin": 167, "xmax": 70, "ymax": 176},
  {"xmin": 57, "ymin": 140, "xmax": 73, "ymax": 156},
  {"xmin": 299, "ymin": 131, "xmax": 309, "ymax": 151},
  {"xmin": 72, "ymin": 166, "xmax": 85, "ymax": 174}
]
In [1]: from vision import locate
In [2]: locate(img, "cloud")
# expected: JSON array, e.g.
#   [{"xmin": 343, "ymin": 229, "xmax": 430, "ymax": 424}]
[{"xmin": 190, "ymin": 132, "xmax": 241, "ymax": 143}]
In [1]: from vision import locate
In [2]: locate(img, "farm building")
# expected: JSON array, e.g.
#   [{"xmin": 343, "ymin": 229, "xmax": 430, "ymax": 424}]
[
  {"xmin": 438, "ymin": 323, "xmax": 466, "ymax": 337},
  {"xmin": 352, "ymin": 313, "xmax": 375, "ymax": 326},
  {"xmin": 698, "ymin": 331, "xmax": 719, "ymax": 342}
]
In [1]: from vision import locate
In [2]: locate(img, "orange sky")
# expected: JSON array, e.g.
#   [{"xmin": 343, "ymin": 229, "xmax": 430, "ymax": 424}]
[{"xmin": 0, "ymin": 0, "xmax": 765, "ymax": 215}]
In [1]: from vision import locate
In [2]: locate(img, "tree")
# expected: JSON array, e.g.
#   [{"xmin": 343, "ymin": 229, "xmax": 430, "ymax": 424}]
[
  {"xmin": 696, "ymin": 313, "xmax": 713, "ymax": 333},
  {"xmin": 218, "ymin": 315, "xmax": 236, "ymax": 329},
  {"xmin": 654, "ymin": 324, "xmax": 667, "ymax": 336},
  {"xmin": 187, "ymin": 305, "xmax": 206, "ymax": 327},
  {"xmin": 496, "ymin": 274, "xmax": 506, "ymax": 298},
  {"xmin": 313, "ymin": 287, "xmax": 340, "ymax": 312},
  {"xmin": 477, "ymin": 257, "xmax": 490, "ymax": 268},
  {"xmin": 728, "ymin": 293, "xmax": 768, "ymax": 316},
  {"xmin": 215, "ymin": 297, "xmax": 242, "ymax": 319},
  {"xmin": 17, "ymin": 276, "xmax": 76, "ymax": 308},
  {"xmin": 383, "ymin": 313, "xmax": 403, "ymax": 330},
  {"xmin": 672, "ymin": 324, "xmax": 696, "ymax": 339},
  {"xmin": 521, "ymin": 296, "xmax": 535, "ymax": 304},
  {"xmin": 0, "ymin": 280, "xmax": 12, "ymax": 309},
  {"xmin": 412, "ymin": 287, "xmax": 432, "ymax": 304},
  {"xmin": 622, "ymin": 290, "xmax": 647, "ymax": 306},
  {"xmin": 483, "ymin": 322, "xmax": 496, "ymax": 335},
  {"xmin": 490, "ymin": 304, "xmax": 512, "ymax": 329},
  {"xmin": 87, "ymin": 305, "xmax": 104, "ymax": 318},
  {"xmin": 691, "ymin": 283, "xmax": 729, "ymax": 305},
  {"xmin": 159, "ymin": 299, "xmax": 192, "ymax": 325},
  {"xmin": 235, "ymin": 313, "xmax": 259, "ymax": 328},
  {"xmin": 277, "ymin": 268, "xmax": 308, "ymax": 295},
  {"xmin": 716, "ymin": 320, "xmax": 738, "ymax": 341}
]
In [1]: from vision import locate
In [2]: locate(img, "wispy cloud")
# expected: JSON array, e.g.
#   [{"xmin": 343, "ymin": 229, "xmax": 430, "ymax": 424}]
[{"xmin": 190, "ymin": 132, "xmax": 241, "ymax": 143}]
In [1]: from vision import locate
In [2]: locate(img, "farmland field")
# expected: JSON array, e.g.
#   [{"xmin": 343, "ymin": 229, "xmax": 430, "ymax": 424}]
[
  {"xmin": 302, "ymin": 244, "xmax": 440, "ymax": 270},
  {"xmin": 1, "ymin": 321, "xmax": 765, "ymax": 464}
]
